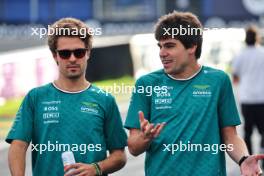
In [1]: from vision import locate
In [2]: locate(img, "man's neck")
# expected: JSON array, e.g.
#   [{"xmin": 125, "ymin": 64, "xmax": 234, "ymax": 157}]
[
  {"xmin": 54, "ymin": 76, "xmax": 90, "ymax": 92},
  {"xmin": 169, "ymin": 63, "xmax": 201, "ymax": 80}
]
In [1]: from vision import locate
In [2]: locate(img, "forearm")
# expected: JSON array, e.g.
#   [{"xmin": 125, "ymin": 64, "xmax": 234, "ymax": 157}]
[
  {"xmin": 224, "ymin": 133, "xmax": 249, "ymax": 164},
  {"xmin": 8, "ymin": 140, "xmax": 28, "ymax": 176},
  {"xmin": 127, "ymin": 131, "xmax": 151, "ymax": 156},
  {"xmin": 97, "ymin": 149, "xmax": 126, "ymax": 174}
]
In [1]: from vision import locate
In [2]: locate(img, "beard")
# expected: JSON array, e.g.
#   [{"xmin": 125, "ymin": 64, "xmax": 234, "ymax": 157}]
[
  {"xmin": 67, "ymin": 73, "xmax": 83, "ymax": 79},
  {"xmin": 60, "ymin": 68, "xmax": 85, "ymax": 80},
  {"xmin": 164, "ymin": 63, "xmax": 187, "ymax": 75}
]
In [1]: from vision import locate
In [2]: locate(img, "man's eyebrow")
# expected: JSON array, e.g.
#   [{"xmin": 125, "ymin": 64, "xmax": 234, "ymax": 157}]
[
  {"xmin": 163, "ymin": 42, "xmax": 176, "ymax": 45},
  {"xmin": 158, "ymin": 42, "xmax": 176, "ymax": 47}
]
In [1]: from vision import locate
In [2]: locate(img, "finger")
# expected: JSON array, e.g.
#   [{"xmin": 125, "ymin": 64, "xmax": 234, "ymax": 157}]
[
  {"xmin": 257, "ymin": 168, "xmax": 263, "ymax": 176},
  {"xmin": 144, "ymin": 123, "xmax": 155, "ymax": 137},
  {"xmin": 138, "ymin": 111, "xmax": 145, "ymax": 123},
  {"xmin": 76, "ymin": 172, "xmax": 88, "ymax": 176},
  {"xmin": 139, "ymin": 111, "xmax": 149, "ymax": 131},
  {"xmin": 150, "ymin": 123, "xmax": 160, "ymax": 134},
  {"xmin": 141, "ymin": 120, "xmax": 148, "ymax": 132},
  {"xmin": 64, "ymin": 165, "xmax": 70, "ymax": 172},
  {"xmin": 254, "ymin": 154, "xmax": 264, "ymax": 160},
  {"xmin": 153, "ymin": 123, "xmax": 165, "ymax": 137},
  {"xmin": 65, "ymin": 167, "xmax": 83, "ymax": 176},
  {"xmin": 64, "ymin": 163, "xmax": 81, "ymax": 172}
]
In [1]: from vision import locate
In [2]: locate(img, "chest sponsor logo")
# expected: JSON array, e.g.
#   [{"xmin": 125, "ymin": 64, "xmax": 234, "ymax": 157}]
[
  {"xmin": 41, "ymin": 101, "xmax": 60, "ymax": 124},
  {"xmin": 154, "ymin": 86, "xmax": 173, "ymax": 109},
  {"xmin": 80, "ymin": 102, "xmax": 99, "ymax": 114},
  {"xmin": 192, "ymin": 84, "xmax": 212, "ymax": 97}
]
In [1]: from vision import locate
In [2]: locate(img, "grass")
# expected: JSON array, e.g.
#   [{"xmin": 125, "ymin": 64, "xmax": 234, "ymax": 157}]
[
  {"xmin": 0, "ymin": 76, "xmax": 135, "ymax": 139},
  {"xmin": 0, "ymin": 98, "xmax": 23, "ymax": 118},
  {"xmin": 93, "ymin": 75, "xmax": 135, "ymax": 102}
]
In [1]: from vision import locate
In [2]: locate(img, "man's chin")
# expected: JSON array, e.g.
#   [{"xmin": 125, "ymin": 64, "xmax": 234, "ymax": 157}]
[
  {"xmin": 66, "ymin": 74, "xmax": 82, "ymax": 80},
  {"xmin": 163, "ymin": 68, "xmax": 172, "ymax": 74},
  {"xmin": 164, "ymin": 68, "xmax": 182, "ymax": 76}
]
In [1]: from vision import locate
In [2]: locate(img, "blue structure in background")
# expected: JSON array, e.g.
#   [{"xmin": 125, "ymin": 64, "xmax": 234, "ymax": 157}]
[
  {"xmin": 2, "ymin": 0, "xmax": 31, "ymax": 24},
  {"xmin": 0, "ymin": 0, "xmax": 262, "ymax": 25},
  {"xmin": 0, "ymin": 0, "xmax": 93, "ymax": 24}
]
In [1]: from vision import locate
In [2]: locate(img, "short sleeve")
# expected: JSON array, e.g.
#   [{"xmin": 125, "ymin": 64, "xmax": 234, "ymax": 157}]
[
  {"xmin": 5, "ymin": 90, "xmax": 35, "ymax": 144},
  {"xmin": 124, "ymin": 77, "xmax": 151, "ymax": 129},
  {"xmin": 104, "ymin": 96, "xmax": 127, "ymax": 150},
  {"xmin": 218, "ymin": 74, "xmax": 241, "ymax": 128}
]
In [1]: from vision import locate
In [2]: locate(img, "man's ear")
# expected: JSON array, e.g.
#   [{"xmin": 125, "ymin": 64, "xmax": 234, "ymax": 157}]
[
  {"xmin": 188, "ymin": 45, "xmax": 197, "ymax": 55},
  {"xmin": 52, "ymin": 53, "xmax": 59, "ymax": 65},
  {"xmin": 87, "ymin": 50, "xmax": 91, "ymax": 60}
]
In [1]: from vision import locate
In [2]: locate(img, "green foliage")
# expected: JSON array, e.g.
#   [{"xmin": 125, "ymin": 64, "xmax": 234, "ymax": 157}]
[
  {"xmin": 0, "ymin": 98, "xmax": 22, "ymax": 118},
  {"xmin": 0, "ymin": 76, "xmax": 135, "ymax": 118}
]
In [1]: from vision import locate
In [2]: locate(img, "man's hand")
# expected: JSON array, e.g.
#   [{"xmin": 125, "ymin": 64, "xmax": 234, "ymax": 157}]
[
  {"xmin": 64, "ymin": 163, "xmax": 96, "ymax": 176},
  {"xmin": 240, "ymin": 154, "xmax": 264, "ymax": 176},
  {"xmin": 139, "ymin": 111, "xmax": 165, "ymax": 140}
]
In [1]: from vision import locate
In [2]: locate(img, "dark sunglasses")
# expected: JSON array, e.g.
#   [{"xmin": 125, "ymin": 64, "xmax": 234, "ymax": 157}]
[{"xmin": 56, "ymin": 48, "xmax": 88, "ymax": 59}]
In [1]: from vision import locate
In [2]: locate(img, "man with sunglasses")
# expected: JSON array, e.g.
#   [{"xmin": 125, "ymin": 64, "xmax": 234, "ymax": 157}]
[{"xmin": 6, "ymin": 17, "xmax": 127, "ymax": 176}]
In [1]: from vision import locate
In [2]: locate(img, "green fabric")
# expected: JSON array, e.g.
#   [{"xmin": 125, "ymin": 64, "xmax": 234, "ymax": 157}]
[
  {"xmin": 6, "ymin": 83, "xmax": 127, "ymax": 176},
  {"xmin": 125, "ymin": 66, "xmax": 241, "ymax": 176}
]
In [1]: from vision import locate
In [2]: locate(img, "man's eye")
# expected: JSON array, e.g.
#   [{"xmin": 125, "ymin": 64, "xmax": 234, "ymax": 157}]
[{"xmin": 165, "ymin": 45, "xmax": 174, "ymax": 48}]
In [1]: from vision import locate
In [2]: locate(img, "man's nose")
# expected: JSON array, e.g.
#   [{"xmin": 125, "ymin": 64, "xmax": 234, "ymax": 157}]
[
  {"xmin": 159, "ymin": 48, "xmax": 168, "ymax": 58},
  {"xmin": 68, "ymin": 53, "xmax": 77, "ymax": 62}
]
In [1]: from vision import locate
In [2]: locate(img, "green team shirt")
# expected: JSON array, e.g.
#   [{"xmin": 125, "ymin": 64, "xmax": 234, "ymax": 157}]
[
  {"xmin": 6, "ymin": 83, "xmax": 127, "ymax": 176},
  {"xmin": 125, "ymin": 66, "xmax": 241, "ymax": 176}
]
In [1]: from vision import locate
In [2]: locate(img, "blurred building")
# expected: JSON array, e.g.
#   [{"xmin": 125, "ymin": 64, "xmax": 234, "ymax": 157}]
[
  {"xmin": 0, "ymin": 0, "xmax": 264, "ymax": 28},
  {"xmin": 1, "ymin": 0, "xmax": 264, "ymax": 98}
]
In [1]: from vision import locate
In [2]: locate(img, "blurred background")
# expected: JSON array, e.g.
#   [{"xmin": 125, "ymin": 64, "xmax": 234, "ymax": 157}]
[{"xmin": 0, "ymin": 0, "xmax": 264, "ymax": 175}]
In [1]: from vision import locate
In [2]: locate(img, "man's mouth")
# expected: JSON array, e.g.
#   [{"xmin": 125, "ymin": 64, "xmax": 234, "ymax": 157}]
[
  {"xmin": 67, "ymin": 65, "xmax": 80, "ymax": 69},
  {"xmin": 161, "ymin": 59, "xmax": 173, "ymax": 68}
]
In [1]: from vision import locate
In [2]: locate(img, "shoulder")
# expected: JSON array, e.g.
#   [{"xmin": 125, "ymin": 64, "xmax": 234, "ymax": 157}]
[
  {"xmin": 19, "ymin": 83, "xmax": 53, "ymax": 106},
  {"xmin": 26, "ymin": 83, "xmax": 52, "ymax": 97},
  {"xmin": 202, "ymin": 66, "xmax": 229, "ymax": 81}
]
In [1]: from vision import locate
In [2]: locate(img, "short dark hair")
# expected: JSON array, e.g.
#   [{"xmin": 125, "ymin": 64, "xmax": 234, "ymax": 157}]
[
  {"xmin": 48, "ymin": 17, "xmax": 92, "ymax": 55},
  {"xmin": 154, "ymin": 11, "xmax": 203, "ymax": 59},
  {"xmin": 245, "ymin": 25, "xmax": 259, "ymax": 46}
]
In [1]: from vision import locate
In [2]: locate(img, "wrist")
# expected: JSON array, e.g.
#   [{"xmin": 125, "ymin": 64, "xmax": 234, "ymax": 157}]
[
  {"xmin": 238, "ymin": 155, "xmax": 249, "ymax": 166},
  {"xmin": 91, "ymin": 163, "xmax": 102, "ymax": 176}
]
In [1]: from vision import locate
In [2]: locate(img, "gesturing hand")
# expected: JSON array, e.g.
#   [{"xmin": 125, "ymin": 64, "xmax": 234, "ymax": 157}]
[
  {"xmin": 64, "ymin": 163, "xmax": 96, "ymax": 176},
  {"xmin": 139, "ymin": 111, "xmax": 165, "ymax": 140},
  {"xmin": 240, "ymin": 154, "xmax": 264, "ymax": 176}
]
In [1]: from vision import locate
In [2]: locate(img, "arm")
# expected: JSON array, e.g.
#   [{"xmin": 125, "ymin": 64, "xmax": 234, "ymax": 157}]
[
  {"xmin": 221, "ymin": 126, "xmax": 248, "ymax": 163},
  {"xmin": 8, "ymin": 140, "xmax": 29, "ymax": 176},
  {"xmin": 222, "ymin": 126, "xmax": 264, "ymax": 176},
  {"xmin": 232, "ymin": 74, "xmax": 239, "ymax": 85},
  {"xmin": 98, "ymin": 149, "xmax": 126, "ymax": 174},
  {"xmin": 127, "ymin": 111, "xmax": 165, "ymax": 156},
  {"xmin": 64, "ymin": 149, "xmax": 126, "ymax": 176}
]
